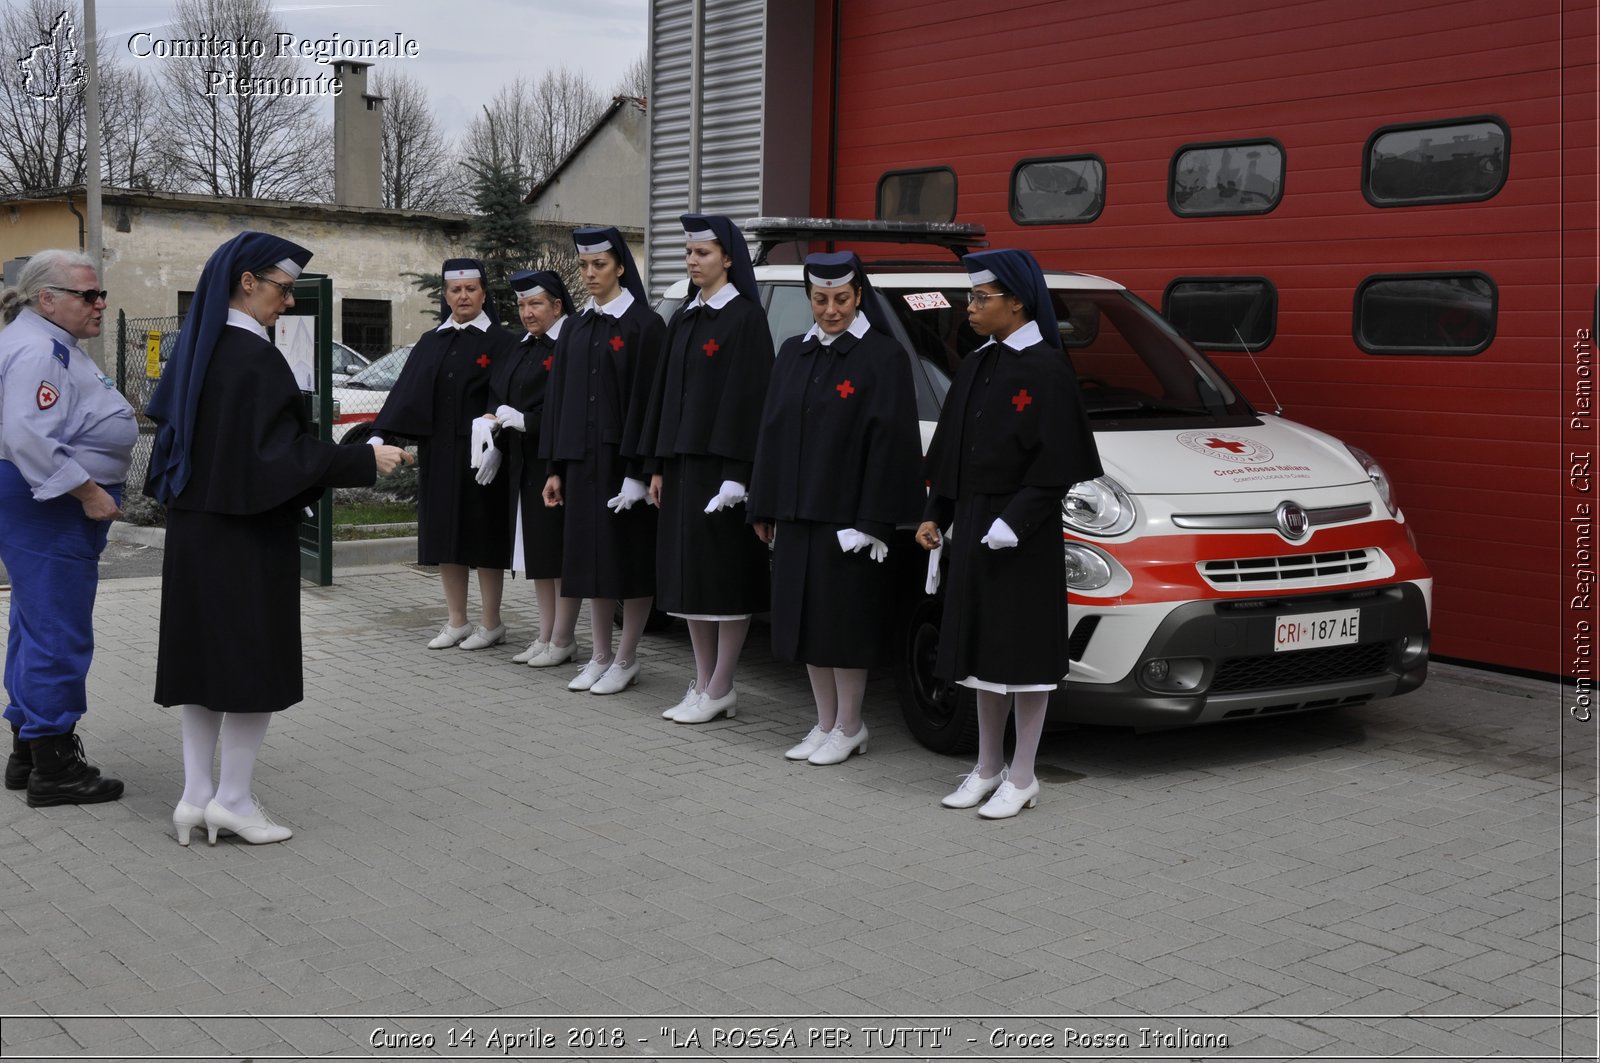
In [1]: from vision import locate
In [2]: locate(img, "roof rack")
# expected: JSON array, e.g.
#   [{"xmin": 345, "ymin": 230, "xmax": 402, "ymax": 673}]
[{"xmin": 743, "ymin": 217, "xmax": 988, "ymax": 264}]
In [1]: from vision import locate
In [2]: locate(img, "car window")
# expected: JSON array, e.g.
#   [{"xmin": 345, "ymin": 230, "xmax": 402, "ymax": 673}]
[{"xmin": 764, "ymin": 285, "xmax": 815, "ymax": 350}]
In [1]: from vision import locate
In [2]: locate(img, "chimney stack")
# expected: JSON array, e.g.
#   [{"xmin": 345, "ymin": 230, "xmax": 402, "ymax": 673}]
[{"xmin": 332, "ymin": 60, "xmax": 383, "ymax": 208}]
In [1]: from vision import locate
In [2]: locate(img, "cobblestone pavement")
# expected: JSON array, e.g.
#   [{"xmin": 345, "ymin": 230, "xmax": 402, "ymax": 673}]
[{"xmin": 0, "ymin": 563, "xmax": 1593, "ymax": 1062}]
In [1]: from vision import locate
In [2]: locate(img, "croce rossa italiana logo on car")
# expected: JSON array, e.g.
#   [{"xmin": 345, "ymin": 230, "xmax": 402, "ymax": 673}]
[{"xmin": 1177, "ymin": 430, "xmax": 1275, "ymax": 464}]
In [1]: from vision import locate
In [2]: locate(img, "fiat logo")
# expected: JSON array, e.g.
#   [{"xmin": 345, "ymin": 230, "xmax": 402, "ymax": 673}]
[{"xmin": 1276, "ymin": 501, "xmax": 1310, "ymax": 541}]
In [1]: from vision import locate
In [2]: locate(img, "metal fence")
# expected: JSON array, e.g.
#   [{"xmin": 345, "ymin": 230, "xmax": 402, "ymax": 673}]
[{"xmin": 113, "ymin": 310, "xmax": 182, "ymax": 500}]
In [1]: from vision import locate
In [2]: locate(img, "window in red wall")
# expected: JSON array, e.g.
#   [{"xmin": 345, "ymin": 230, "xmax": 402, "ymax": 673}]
[
  {"xmin": 876, "ymin": 167, "xmax": 957, "ymax": 223},
  {"xmin": 1169, "ymin": 139, "xmax": 1284, "ymax": 217},
  {"xmin": 1163, "ymin": 277, "xmax": 1277, "ymax": 350},
  {"xmin": 1011, "ymin": 154, "xmax": 1105, "ymax": 224},
  {"xmin": 1353, "ymin": 272, "xmax": 1496, "ymax": 355},
  {"xmin": 1364, "ymin": 116, "xmax": 1509, "ymax": 206}
]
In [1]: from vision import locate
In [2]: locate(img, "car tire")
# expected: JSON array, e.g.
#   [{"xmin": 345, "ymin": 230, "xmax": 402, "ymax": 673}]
[
  {"xmin": 340, "ymin": 423, "xmax": 376, "ymax": 445},
  {"xmin": 893, "ymin": 591, "xmax": 979, "ymax": 754}
]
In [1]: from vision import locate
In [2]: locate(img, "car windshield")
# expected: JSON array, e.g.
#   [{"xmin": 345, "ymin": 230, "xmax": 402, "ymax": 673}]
[
  {"xmin": 875, "ymin": 283, "xmax": 1255, "ymax": 429},
  {"xmin": 345, "ymin": 347, "xmax": 409, "ymax": 390}
]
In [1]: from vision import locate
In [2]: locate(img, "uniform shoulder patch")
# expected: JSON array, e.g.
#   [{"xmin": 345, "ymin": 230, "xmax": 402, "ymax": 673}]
[
  {"xmin": 50, "ymin": 339, "xmax": 70, "ymax": 368},
  {"xmin": 37, "ymin": 381, "xmax": 59, "ymax": 410}
]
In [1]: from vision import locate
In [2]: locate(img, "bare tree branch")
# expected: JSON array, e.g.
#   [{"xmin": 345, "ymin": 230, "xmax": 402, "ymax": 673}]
[
  {"xmin": 615, "ymin": 52, "xmax": 649, "ymax": 102},
  {"xmin": 372, "ymin": 68, "xmax": 458, "ymax": 211},
  {"xmin": 460, "ymin": 67, "xmax": 605, "ymax": 187}
]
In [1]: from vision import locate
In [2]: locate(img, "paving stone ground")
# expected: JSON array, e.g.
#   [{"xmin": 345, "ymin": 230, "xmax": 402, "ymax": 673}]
[{"xmin": 0, "ymin": 562, "xmax": 1593, "ymax": 1063}]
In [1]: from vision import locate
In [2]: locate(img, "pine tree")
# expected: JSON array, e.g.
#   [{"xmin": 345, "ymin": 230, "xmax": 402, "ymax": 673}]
[{"xmin": 465, "ymin": 156, "xmax": 541, "ymax": 323}]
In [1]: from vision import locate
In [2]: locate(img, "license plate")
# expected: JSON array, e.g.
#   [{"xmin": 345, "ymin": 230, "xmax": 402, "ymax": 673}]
[{"xmin": 1274, "ymin": 608, "xmax": 1360, "ymax": 652}]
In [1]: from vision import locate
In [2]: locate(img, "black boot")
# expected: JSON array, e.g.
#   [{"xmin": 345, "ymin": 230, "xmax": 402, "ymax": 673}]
[
  {"xmin": 5, "ymin": 727, "xmax": 31, "ymax": 790},
  {"xmin": 26, "ymin": 733, "xmax": 123, "ymax": 807},
  {"xmin": 7, "ymin": 725, "xmax": 100, "ymax": 791}
]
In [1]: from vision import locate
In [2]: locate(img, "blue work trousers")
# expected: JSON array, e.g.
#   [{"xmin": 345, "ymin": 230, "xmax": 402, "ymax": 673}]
[{"xmin": 0, "ymin": 460, "xmax": 117, "ymax": 739}]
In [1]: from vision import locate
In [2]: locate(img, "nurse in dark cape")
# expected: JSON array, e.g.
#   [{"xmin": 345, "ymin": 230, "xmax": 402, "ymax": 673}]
[
  {"xmin": 145, "ymin": 231, "xmax": 411, "ymax": 845},
  {"xmin": 485, "ymin": 269, "xmax": 579, "ymax": 668},
  {"xmin": 639, "ymin": 214, "xmax": 773, "ymax": 725},
  {"xmin": 915, "ymin": 248, "xmax": 1102, "ymax": 819},
  {"xmin": 538, "ymin": 227, "xmax": 664, "ymax": 696},
  {"xmin": 748, "ymin": 252, "xmax": 923, "ymax": 762},
  {"xmin": 369, "ymin": 259, "xmax": 518, "ymax": 651}
]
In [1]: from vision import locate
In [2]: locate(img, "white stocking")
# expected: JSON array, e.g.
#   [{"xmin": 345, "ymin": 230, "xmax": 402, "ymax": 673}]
[
  {"xmin": 975, "ymin": 690, "xmax": 1010, "ymax": 779},
  {"xmin": 179, "ymin": 704, "xmax": 222, "ymax": 807},
  {"xmin": 215, "ymin": 713, "xmax": 272, "ymax": 815}
]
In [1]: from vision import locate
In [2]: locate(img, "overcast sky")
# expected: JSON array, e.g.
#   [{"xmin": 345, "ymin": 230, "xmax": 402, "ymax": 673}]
[{"xmin": 99, "ymin": 0, "xmax": 649, "ymax": 132}]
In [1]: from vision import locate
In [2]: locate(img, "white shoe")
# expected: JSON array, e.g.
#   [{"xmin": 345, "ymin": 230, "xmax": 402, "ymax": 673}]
[
  {"xmin": 427, "ymin": 622, "xmax": 473, "ymax": 649},
  {"xmin": 977, "ymin": 778, "xmax": 1040, "ymax": 819},
  {"xmin": 783, "ymin": 726, "xmax": 829, "ymax": 761},
  {"xmin": 662, "ymin": 682, "xmax": 701, "ymax": 719},
  {"xmin": 512, "ymin": 639, "xmax": 548, "ymax": 664},
  {"xmin": 173, "ymin": 800, "xmax": 206, "ymax": 846},
  {"xmin": 529, "ymin": 641, "xmax": 576, "ymax": 668},
  {"xmin": 589, "ymin": 659, "xmax": 640, "ymax": 695},
  {"xmin": 807, "ymin": 723, "xmax": 868, "ymax": 765},
  {"xmin": 203, "ymin": 797, "xmax": 292, "ymax": 845},
  {"xmin": 941, "ymin": 765, "xmax": 1007, "ymax": 809},
  {"xmin": 568, "ymin": 658, "xmax": 611, "ymax": 692},
  {"xmin": 458, "ymin": 624, "xmax": 507, "ymax": 650},
  {"xmin": 674, "ymin": 686, "xmax": 736, "ymax": 724}
]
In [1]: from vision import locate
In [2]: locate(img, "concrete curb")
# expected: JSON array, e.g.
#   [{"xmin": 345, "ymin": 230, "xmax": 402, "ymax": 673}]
[{"xmin": 108, "ymin": 520, "xmax": 418, "ymax": 568}]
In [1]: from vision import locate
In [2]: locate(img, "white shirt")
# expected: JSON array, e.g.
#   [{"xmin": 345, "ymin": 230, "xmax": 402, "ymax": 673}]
[
  {"xmin": 690, "ymin": 283, "xmax": 740, "ymax": 312},
  {"xmin": 226, "ymin": 307, "xmax": 270, "ymax": 341},
  {"xmin": 583, "ymin": 288, "xmax": 635, "ymax": 319},
  {"xmin": 522, "ymin": 315, "xmax": 566, "ymax": 345},
  {"xmin": 970, "ymin": 318, "xmax": 1044, "ymax": 355},
  {"xmin": 436, "ymin": 310, "xmax": 491, "ymax": 332}
]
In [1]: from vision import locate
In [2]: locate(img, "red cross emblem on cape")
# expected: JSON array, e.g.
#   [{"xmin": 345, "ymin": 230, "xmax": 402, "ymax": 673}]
[
  {"xmin": 610, "ymin": 335, "xmax": 624, "ymax": 352},
  {"xmin": 1204, "ymin": 437, "xmax": 1247, "ymax": 453},
  {"xmin": 476, "ymin": 354, "xmax": 491, "ymax": 368},
  {"xmin": 36, "ymin": 381, "xmax": 59, "ymax": 410},
  {"xmin": 836, "ymin": 379, "xmax": 855, "ymax": 399},
  {"xmin": 1011, "ymin": 388, "xmax": 1032, "ymax": 412},
  {"xmin": 542, "ymin": 355, "xmax": 553, "ymax": 371},
  {"xmin": 703, "ymin": 338, "xmax": 719, "ymax": 358}
]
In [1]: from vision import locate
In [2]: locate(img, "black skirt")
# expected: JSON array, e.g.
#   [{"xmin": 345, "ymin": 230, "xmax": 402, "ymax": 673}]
[
  {"xmin": 155, "ymin": 506, "xmax": 305, "ymax": 712},
  {"xmin": 513, "ymin": 471, "xmax": 565, "ymax": 579},
  {"xmin": 557, "ymin": 441, "xmax": 657, "ymax": 600},
  {"xmin": 770, "ymin": 518, "xmax": 894, "ymax": 668},
  {"xmin": 416, "ymin": 430, "xmax": 511, "ymax": 569},
  {"xmin": 655, "ymin": 454, "xmax": 769, "ymax": 616},
  {"xmin": 934, "ymin": 491, "xmax": 1067, "ymax": 687}
]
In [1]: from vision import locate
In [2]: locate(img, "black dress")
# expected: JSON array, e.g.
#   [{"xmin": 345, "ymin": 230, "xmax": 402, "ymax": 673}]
[
  {"xmin": 371, "ymin": 318, "xmax": 517, "ymax": 568},
  {"xmin": 538, "ymin": 294, "xmax": 664, "ymax": 600},
  {"xmin": 154, "ymin": 326, "xmax": 377, "ymax": 713},
  {"xmin": 921, "ymin": 332, "xmax": 1102, "ymax": 688},
  {"xmin": 489, "ymin": 328, "xmax": 565, "ymax": 578},
  {"xmin": 641, "ymin": 291, "xmax": 773, "ymax": 617},
  {"xmin": 748, "ymin": 324, "xmax": 923, "ymax": 667}
]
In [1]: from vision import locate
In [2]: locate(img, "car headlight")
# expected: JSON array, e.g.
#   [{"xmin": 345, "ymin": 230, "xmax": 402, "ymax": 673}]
[
  {"xmin": 1063, "ymin": 476, "xmax": 1136, "ymax": 537},
  {"xmin": 1063, "ymin": 542, "xmax": 1113, "ymax": 591},
  {"xmin": 1346, "ymin": 445, "xmax": 1398, "ymax": 517}
]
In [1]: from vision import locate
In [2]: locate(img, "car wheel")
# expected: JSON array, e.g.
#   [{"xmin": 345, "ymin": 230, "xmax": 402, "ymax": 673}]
[{"xmin": 893, "ymin": 591, "xmax": 979, "ymax": 754}]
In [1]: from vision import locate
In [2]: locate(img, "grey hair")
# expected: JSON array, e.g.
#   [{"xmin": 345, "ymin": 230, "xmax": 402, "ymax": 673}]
[{"xmin": 1, "ymin": 250, "xmax": 99, "ymax": 325}]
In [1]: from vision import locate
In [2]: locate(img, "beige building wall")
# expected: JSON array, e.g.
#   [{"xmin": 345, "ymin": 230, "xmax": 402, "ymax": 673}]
[
  {"xmin": 526, "ymin": 99, "xmax": 648, "ymax": 283},
  {"xmin": 1, "ymin": 191, "xmax": 471, "ymax": 346}
]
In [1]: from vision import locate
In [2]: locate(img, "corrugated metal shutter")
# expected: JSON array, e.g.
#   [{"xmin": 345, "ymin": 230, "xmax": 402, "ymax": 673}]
[{"xmin": 648, "ymin": 0, "xmax": 768, "ymax": 296}]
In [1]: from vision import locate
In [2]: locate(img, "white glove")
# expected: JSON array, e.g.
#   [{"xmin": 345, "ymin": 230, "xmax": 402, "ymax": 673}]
[
  {"xmin": 474, "ymin": 446, "xmax": 501, "ymax": 486},
  {"xmin": 703, "ymin": 479, "xmax": 748, "ymax": 513},
  {"xmin": 494, "ymin": 404, "xmax": 527, "ymax": 432},
  {"xmin": 981, "ymin": 517, "xmax": 1019, "ymax": 550},
  {"xmin": 607, "ymin": 476, "xmax": 649, "ymax": 513},
  {"xmin": 836, "ymin": 528, "xmax": 889, "ymax": 563},
  {"xmin": 469, "ymin": 417, "xmax": 496, "ymax": 469},
  {"xmin": 925, "ymin": 543, "xmax": 943, "ymax": 593},
  {"xmin": 365, "ymin": 434, "xmax": 384, "ymax": 445}
]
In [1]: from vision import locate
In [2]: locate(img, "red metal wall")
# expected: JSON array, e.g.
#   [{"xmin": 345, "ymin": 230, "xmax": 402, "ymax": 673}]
[{"xmin": 810, "ymin": 0, "xmax": 1595, "ymax": 675}]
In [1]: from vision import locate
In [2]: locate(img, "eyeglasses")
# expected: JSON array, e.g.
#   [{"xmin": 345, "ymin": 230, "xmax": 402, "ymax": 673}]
[
  {"xmin": 251, "ymin": 275, "xmax": 296, "ymax": 300},
  {"xmin": 46, "ymin": 286, "xmax": 107, "ymax": 305},
  {"xmin": 968, "ymin": 290, "xmax": 1010, "ymax": 308}
]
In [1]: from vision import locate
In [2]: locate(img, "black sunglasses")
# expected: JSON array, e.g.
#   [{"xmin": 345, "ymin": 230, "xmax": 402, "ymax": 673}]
[{"xmin": 46, "ymin": 286, "xmax": 108, "ymax": 305}]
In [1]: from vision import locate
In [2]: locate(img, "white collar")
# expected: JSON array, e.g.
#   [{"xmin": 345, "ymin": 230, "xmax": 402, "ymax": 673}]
[
  {"xmin": 523, "ymin": 315, "xmax": 566, "ymax": 344},
  {"xmin": 691, "ymin": 284, "xmax": 739, "ymax": 311},
  {"xmin": 437, "ymin": 310, "xmax": 491, "ymax": 332},
  {"xmin": 583, "ymin": 288, "xmax": 635, "ymax": 318},
  {"xmin": 225, "ymin": 307, "xmax": 271, "ymax": 341},
  {"xmin": 14, "ymin": 307, "xmax": 83, "ymax": 351},
  {"xmin": 804, "ymin": 313, "xmax": 870, "ymax": 346},
  {"xmin": 1001, "ymin": 319, "xmax": 1043, "ymax": 350}
]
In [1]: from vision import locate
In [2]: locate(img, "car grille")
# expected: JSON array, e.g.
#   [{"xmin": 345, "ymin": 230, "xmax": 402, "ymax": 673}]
[
  {"xmin": 1201, "ymin": 549, "xmax": 1378, "ymax": 587},
  {"xmin": 1211, "ymin": 642, "xmax": 1392, "ymax": 693}
]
